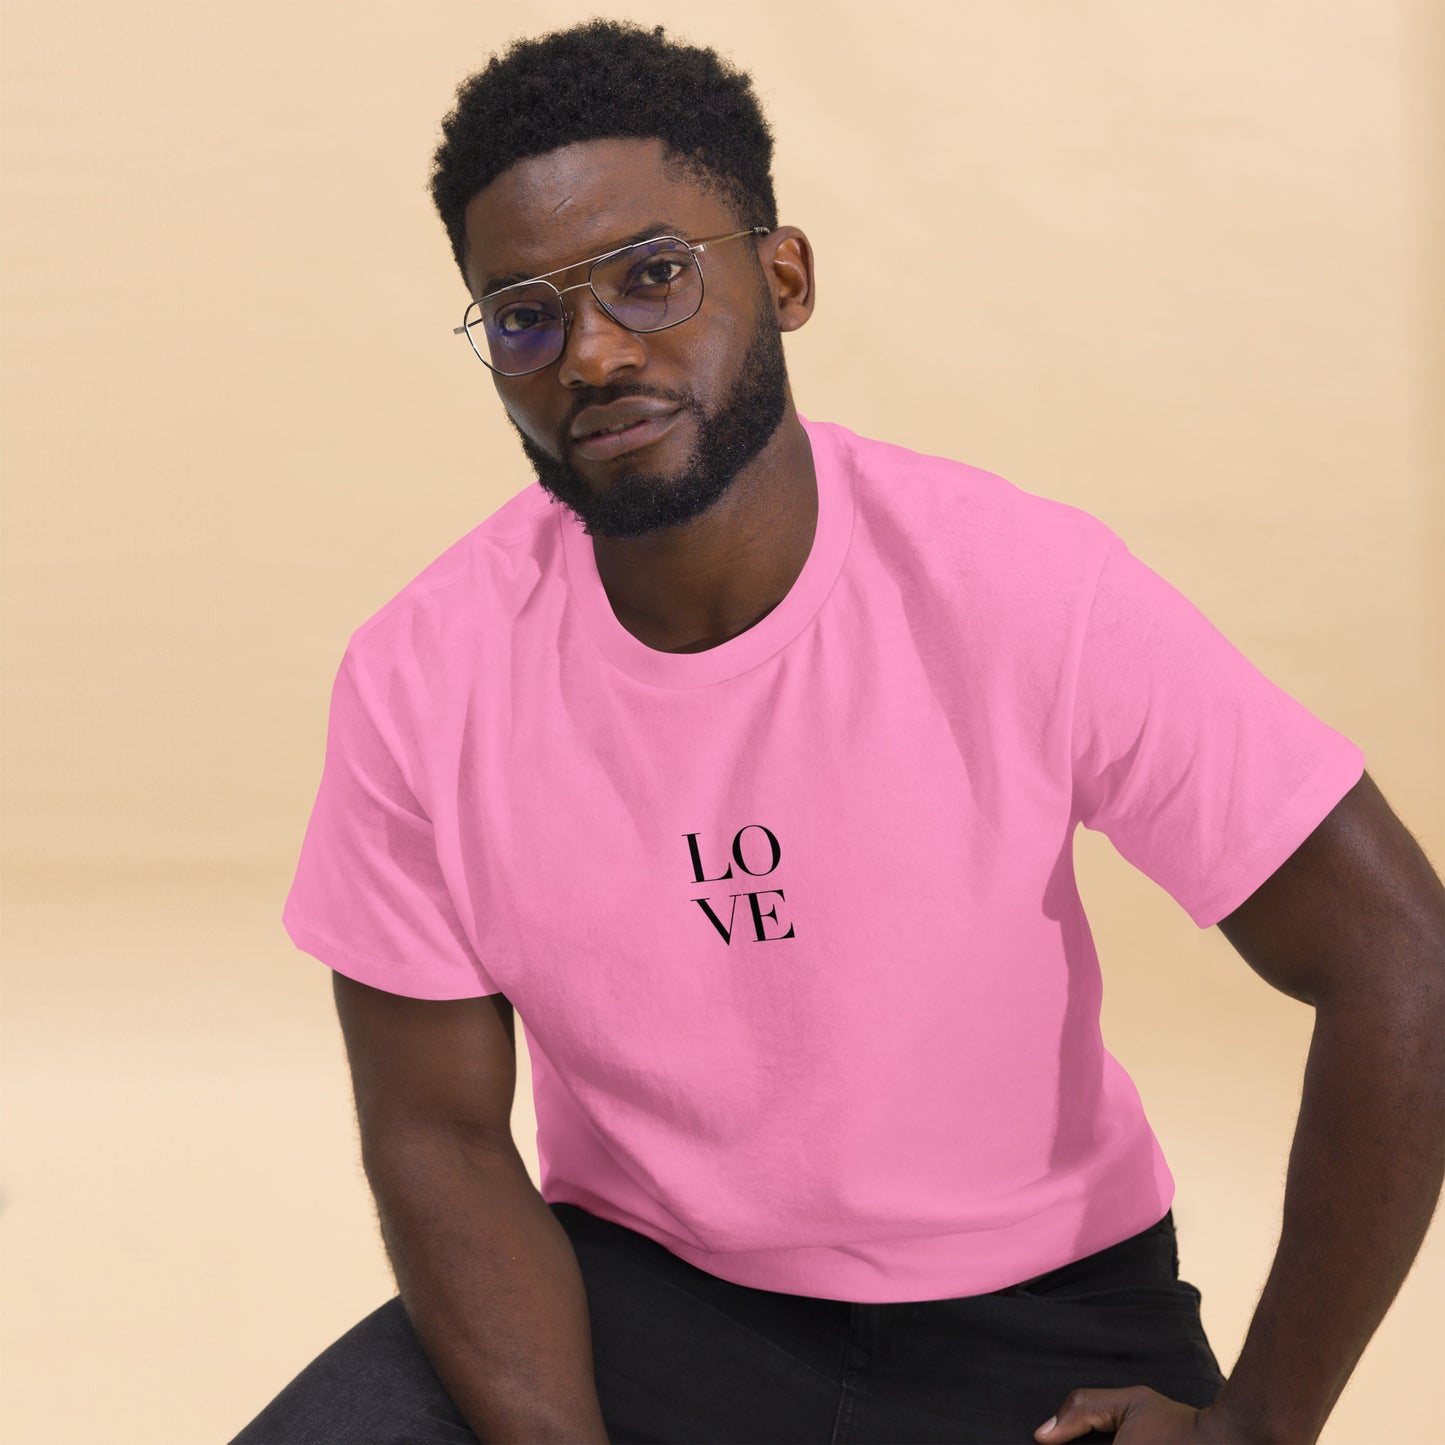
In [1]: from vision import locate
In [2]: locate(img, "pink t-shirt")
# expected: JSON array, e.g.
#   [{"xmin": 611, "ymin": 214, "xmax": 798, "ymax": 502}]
[{"xmin": 283, "ymin": 416, "xmax": 1364, "ymax": 1302}]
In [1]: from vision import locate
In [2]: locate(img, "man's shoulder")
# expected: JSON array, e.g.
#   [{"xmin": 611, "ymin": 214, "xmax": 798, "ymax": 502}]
[
  {"xmin": 816, "ymin": 416, "xmax": 1117, "ymax": 569},
  {"xmin": 344, "ymin": 481, "xmax": 556, "ymax": 673}
]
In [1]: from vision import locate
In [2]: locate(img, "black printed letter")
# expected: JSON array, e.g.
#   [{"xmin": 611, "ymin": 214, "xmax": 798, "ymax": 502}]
[
  {"xmin": 685, "ymin": 832, "xmax": 733, "ymax": 884},
  {"xmin": 747, "ymin": 890, "xmax": 795, "ymax": 941},
  {"xmin": 731, "ymin": 824, "xmax": 781, "ymax": 878}
]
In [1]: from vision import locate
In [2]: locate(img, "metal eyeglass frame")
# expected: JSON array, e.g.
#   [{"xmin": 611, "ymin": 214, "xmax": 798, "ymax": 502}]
[{"xmin": 452, "ymin": 226, "xmax": 771, "ymax": 377}]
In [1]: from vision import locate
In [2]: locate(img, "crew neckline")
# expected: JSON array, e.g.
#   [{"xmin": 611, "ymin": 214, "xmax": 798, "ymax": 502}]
[{"xmin": 557, "ymin": 415, "xmax": 853, "ymax": 689}]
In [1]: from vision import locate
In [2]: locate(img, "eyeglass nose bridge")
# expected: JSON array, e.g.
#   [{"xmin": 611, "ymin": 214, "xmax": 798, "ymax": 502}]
[{"xmin": 550, "ymin": 276, "xmax": 604, "ymax": 335}]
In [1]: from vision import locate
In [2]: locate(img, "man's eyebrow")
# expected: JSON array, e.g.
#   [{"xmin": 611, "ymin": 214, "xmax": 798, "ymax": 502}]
[{"xmin": 480, "ymin": 222, "xmax": 685, "ymax": 297}]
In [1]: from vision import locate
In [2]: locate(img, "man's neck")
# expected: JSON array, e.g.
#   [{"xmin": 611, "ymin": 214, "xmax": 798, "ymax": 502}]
[{"xmin": 589, "ymin": 411, "xmax": 818, "ymax": 654}]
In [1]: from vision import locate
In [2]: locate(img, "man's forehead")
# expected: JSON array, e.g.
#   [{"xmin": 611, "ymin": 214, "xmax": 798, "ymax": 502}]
[
  {"xmin": 473, "ymin": 220, "xmax": 688, "ymax": 297},
  {"xmin": 461, "ymin": 137, "xmax": 728, "ymax": 295}
]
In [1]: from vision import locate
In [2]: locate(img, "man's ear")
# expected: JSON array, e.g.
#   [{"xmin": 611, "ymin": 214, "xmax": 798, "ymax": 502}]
[{"xmin": 763, "ymin": 226, "xmax": 815, "ymax": 332}]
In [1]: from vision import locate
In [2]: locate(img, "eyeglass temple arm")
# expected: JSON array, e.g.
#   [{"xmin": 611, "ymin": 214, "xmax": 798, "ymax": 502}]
[{"xmin": 692, "ymin": 225, "xmax": 771, "ymax": 254}]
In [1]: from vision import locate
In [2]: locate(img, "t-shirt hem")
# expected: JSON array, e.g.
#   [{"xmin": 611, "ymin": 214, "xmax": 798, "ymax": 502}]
[{"xmin": 589, "ymin": 1189, "xmax": 1177, "ymax": 1303}]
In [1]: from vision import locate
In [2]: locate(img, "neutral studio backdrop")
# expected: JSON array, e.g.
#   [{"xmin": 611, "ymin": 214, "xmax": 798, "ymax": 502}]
[{"xmin": 2, "ymin": 2, "xmax": 1442, "ymax": 1443}]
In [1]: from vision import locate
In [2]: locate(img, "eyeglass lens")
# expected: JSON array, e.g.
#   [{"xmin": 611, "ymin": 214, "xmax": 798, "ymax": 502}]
[{"xmin": 464, "ymin": 237, "xmax": 703, "ymax": 374}]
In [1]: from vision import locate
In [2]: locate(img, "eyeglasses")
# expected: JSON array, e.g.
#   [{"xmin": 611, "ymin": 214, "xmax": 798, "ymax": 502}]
[{"xmin": 453, "ymin": 226, "xmax": 770, "ymax": 377}]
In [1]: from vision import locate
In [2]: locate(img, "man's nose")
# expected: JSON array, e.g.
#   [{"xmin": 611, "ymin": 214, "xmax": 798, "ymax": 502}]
[{"xmin": 555, "ymin": 287, "xmax": 649, "ymax": 389}]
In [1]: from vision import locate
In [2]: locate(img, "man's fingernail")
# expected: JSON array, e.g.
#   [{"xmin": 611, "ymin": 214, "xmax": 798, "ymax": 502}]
[{"xmin": 1038, "ymin": 1418, "xmax": 1057, "ymax": 1437}]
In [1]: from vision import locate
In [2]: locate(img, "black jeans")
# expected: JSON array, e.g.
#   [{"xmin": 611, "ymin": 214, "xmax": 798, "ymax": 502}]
[{"xmin": 230, "ymin": 1202, "xmax": 1226, "ymax": 1445}]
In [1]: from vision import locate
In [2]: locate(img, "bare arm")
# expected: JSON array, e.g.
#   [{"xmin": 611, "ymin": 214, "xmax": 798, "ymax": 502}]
[
  {"xmin": 333, "ymin": 972, "xmax": 610, "ymax": 1444},
  {"xmin": 1204, "ymin": 771, "xmax": 1445, "ymax": 1443}
]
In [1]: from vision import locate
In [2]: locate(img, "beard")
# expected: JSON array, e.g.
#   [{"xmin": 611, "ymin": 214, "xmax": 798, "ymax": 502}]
[{"xmin": 506, "ymin": 305, "xmax": 791, "ymax": 540}]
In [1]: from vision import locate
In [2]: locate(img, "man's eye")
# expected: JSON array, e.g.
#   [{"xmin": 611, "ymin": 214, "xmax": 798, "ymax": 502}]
[
  {"xmin": 497, "ymin": 306, "xmax": 549, "ymax": 334},
  {"xmin": 628, "ymin": 258, "xmax": 687, "ymax": 290}
]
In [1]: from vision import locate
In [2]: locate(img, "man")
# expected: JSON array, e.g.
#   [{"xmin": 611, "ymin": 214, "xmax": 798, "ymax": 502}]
[{"xmin": 233, "ymin": 19, "xmax": 1445, "ymax": 1445}]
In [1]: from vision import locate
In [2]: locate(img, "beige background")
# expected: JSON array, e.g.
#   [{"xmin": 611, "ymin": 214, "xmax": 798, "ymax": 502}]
[{"xmin": 2, "ymin": 2, "xmax": 1441, "ymax": 1442}]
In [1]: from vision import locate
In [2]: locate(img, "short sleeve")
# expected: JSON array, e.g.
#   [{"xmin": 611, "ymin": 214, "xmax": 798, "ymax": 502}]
[
  {"xmin": 281, "ymin": 645, "xmax": 502, "ymax": 999},
  {"xmin": 1070, "ymin": 534, "xmax": 1366, "ymax": 929}
]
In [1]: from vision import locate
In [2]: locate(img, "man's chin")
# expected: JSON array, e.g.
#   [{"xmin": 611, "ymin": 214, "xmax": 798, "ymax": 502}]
[
  {"xmin": 559, "ymin": 471, "xmax": 731, "ymax": 540},
  {"xmin": 516, "ymin": 440, "xmax": 715, "ymax": 539}
]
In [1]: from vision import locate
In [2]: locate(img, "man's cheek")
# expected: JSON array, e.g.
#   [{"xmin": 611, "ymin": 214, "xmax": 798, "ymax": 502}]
[{"xmin": 499, "ymin": 400, "xmax": 551, "ymax": 453}]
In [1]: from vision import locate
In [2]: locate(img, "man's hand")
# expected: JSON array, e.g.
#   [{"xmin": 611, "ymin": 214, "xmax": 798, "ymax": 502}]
[{"xmin": 1034, "ymin": 1386, "xmax": 1283, "ymax": 1444}]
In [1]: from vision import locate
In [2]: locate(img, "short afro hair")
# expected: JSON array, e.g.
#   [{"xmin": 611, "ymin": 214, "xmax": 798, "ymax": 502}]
[{"xmin": 428, "ymin": 19, "xmax": 779, "ymax": 288}]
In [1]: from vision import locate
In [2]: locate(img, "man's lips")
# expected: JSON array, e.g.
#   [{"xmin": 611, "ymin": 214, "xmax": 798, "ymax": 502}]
[{"xmin": 570, "ymin": 409, "xmax": 683, "ymax": 462}]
